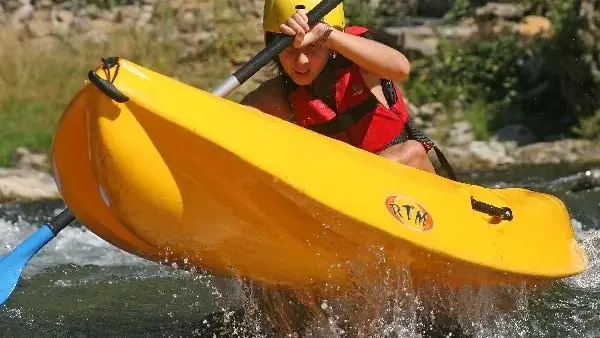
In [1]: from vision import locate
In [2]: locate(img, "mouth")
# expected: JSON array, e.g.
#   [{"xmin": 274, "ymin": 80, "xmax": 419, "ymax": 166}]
[{"xmin": 294, "ymin": 69, "xmax": 310, "ymax": 75}]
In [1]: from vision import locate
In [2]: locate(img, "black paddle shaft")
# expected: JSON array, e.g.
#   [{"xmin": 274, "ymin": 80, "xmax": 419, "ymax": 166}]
[
  {"xmin": 232, "ymin": 0, "xmax": 344, "ymax": 84},
  {"xmin": 47, "ymin": 209, "xmax": 76, "ymax": 235}
]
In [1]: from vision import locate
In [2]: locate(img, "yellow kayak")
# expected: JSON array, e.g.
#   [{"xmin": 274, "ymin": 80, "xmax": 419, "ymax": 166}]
[{"xmin": 51, "ymin": 57, "xmax": 587, "ymax": 294}]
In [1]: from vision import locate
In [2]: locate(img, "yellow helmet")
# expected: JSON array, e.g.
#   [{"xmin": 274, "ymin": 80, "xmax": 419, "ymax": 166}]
[{"xmin": 263, "ymin": 0, "xmax": 345, "ymax": 34}]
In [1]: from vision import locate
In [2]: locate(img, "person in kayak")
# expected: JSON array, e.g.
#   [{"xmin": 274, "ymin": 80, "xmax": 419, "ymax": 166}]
[{"xmin": 241, "ymin": 0, "xmax": 444, "ymax": 175}]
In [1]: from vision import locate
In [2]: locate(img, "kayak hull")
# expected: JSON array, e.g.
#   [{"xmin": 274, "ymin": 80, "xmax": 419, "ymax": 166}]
[{"xmin": 51, "ymin": 58, "xmax": 588, "ymax": 293}]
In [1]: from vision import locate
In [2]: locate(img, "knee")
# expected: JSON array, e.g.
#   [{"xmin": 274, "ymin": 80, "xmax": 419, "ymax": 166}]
[
  {"xmin": 379, "ymin": 140, "xmax": 428, "ymax": 164},
  {"xmin": 401, "ymin": 140, "xmax": 428, "ymax": 164}
]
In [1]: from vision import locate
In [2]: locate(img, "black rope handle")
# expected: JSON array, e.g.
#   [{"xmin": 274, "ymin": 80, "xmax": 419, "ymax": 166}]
[
  {"xmin": 470, "ymin": 196, "xmax": 513, "ymax": 221},
  {"xmin": 404, "ymin": 121, "xmax": 458, "ymax": 181},
  {"xmin": 88, "ymin": 56, "xmax": 129, "ymax": 103}
]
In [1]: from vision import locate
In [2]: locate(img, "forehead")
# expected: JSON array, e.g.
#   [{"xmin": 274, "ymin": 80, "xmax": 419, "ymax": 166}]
[{"xmin": 281, "ymin": 44, "xmax": 326, "ymax": 54}]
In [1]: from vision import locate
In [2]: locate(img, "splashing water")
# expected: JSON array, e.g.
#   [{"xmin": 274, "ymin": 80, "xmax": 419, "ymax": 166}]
[
  {"xmin": 0, "ymin": 208, "xmax": 148, "ymax": 278},
  {"xmin": 197, "ymin": 219, "xmax": 600, "ymax": 338}
]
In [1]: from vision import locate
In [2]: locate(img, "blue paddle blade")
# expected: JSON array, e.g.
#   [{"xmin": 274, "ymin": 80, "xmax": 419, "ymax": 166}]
[{"xmin": 0, "ymin": 225, "xmax": 55, "ymax": 305}]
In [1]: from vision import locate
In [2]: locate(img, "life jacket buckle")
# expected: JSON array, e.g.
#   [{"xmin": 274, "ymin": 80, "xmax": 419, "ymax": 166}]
[{"xmin": 335, "ymin": 113, "xmax": 357, "ymax": 131}]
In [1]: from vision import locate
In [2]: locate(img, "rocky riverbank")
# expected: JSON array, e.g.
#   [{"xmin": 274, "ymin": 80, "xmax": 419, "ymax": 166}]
[{"xmin": 407, "ymin": 100, "xmax": 600, "ymax": 170}]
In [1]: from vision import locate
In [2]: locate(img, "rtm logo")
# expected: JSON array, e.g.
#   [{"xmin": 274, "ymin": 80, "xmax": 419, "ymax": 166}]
[{"xmin": 385, "ymin": 195, "xmax": 433, "ymax": 231}]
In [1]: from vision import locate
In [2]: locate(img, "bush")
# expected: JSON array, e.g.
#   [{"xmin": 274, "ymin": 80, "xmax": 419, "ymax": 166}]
[
  {"xmin": 344, "ymin": 0, "xmax": 381, "ymax": 28},
  {"xmin": 401, "ymin": 0, "xmax": 597, "ymax": 141}
]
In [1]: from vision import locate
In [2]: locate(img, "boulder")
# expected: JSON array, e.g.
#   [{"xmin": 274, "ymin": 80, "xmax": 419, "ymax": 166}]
[
  {"xmin": 467, "ymin": 140, "xmax": 515, "ymax": 167},
  {"xmin": 418, "ymin": 101, "xmax": 445, "ymax": 121},
  {"xmin": 445, "ymin": 121, "xmax": 475, "ymax": 147},
  {"xmin": 11, "ymin": 147, "xmax": 51, "ymax": 171},
  {"xmin": 0, "ymin": 168, "xmax": 60, "ymax": 203},
  {"xmin": 474, "ymin": 3, "xmax": 525, "ymax": 20},
  {"xmin": 512, "ymin": 139, "xmax": 596, "ymax": 165}
]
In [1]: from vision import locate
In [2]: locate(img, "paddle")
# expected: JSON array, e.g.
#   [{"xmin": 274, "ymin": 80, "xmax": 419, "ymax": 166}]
[
  {"xmin": 0, "ymin": 209, "xmax": 75, "ymax": 305},
  {"xmin": 0, "ymin": 0, "xmax": 344, "ymax": 306}
]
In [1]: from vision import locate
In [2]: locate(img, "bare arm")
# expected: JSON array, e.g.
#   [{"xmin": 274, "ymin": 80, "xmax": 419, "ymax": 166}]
[
  {"xmin": 325, "ymin": 29, "xmax": 411, "ymax": 82},
  {"xmin": 278, "ymin": 9, "xmax": 410, "ymax": 82}
]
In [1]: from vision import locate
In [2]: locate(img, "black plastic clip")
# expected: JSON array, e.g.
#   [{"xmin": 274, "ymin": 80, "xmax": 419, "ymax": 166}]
[
  {"xmin": 470, "ymin": 196, "xmax": 513, "ymax": 221},
  {"xmin": 87, "ymin": 56, "xmax": 129, "ymax": 103}
]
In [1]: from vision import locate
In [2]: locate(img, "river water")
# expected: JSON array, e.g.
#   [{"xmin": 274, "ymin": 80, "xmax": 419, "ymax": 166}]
[{"xmin": 0, "ymin": 162, "xmax": 599, "ymax": 337}]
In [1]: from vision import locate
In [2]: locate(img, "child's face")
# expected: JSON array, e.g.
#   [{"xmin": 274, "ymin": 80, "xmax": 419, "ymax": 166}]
[{"xmin": 278, "ymin": 44, "xmax": 330, "ymax": 86}]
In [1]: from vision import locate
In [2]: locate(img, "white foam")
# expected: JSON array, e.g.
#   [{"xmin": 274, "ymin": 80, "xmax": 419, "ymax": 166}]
[
  {"xmin": 0, "ymin": 208, "xmax": 148, "ymax": 277},
  {"xmin": 566, "ymin": 219, "xmax": 600, "ymax": 290}
]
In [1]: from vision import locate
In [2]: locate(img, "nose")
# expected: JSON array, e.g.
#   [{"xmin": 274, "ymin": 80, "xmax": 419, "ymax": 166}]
[{"xmin": 295, "ymin": 53, "xmax": 309, "ymax": 67}]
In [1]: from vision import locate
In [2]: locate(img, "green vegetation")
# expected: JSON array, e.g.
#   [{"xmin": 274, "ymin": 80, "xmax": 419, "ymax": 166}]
[
  {"xmin": 344, "ymin": 0, "xmax": 382, "ymax": 28},
  {"xmin": 0, "ymin": 27, "xmax": 174, "ymax": 166},
  {"xmin": 0, "ymin": 7, "xmax": 263, "ymax": 167},
  {"xmin": 400, "ymin": 0, "xmax": 598, "ymax": 141}
]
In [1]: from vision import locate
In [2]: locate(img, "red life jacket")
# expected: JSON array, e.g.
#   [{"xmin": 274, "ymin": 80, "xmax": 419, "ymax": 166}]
[{"xmin": 285, "ymin": 25, "xmax": 411, "ymax": 154}]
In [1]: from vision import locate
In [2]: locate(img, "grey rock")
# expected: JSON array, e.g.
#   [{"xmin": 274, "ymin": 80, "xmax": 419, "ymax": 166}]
[
  {"xmin": 412, "ymin": 115, "xmax": 425, "ymax": 127},
  {"xmin": 5, "ymin": 1, "xmax": 22, "ymax": 12},
  {"xmin": 446, "ymin": 121, "xmax": 475, "ymax": 146},
  {"xmin": 176, "ymin": 10, "xmax": 196, "ymax": 33},
  {"xmin": 512, "ymin": 139, "xmax": 596, "ymax": 165},
  {"xmin": 11, "ymin": 147, "xmax": 50, "ymax": 171},
  {"xmin": 384, "ymin": 25, "xmax": 439, "ymax": 56},
  {"xmin": 475, "ymin": 3, "xmax": 525, "ymax": 19},
  {"xmin": 26, "ymin": 19, "xmax": 53, "ymax": 37},
  {"xmin": 468, "ymin": 141, "xmax": 515, "ymax": 166},
  {"xmin": 137, "ymin": 5, "xmax": 153, "ymax": 27},
  {"xmin": 0, "ymin": 168, "xmax": 60, "ymax": 203},
  {"xmin": 418, "ymin": 102, "xmax": 444, "ymax": 120},
  {"xmin": 11, "ymin": 4, "xmax": 34, "ymax": 24},
  {"xmin": 38, "ymin": 0, "xmax": 53, "ymax": 8},
  {"xmin": 86, "ymin": 4, "xmax": 101, "ymax": 19}
]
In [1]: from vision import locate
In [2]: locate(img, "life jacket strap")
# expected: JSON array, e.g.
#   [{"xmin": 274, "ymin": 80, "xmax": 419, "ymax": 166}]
[{"xmin": 305, "ymin": 95, "xmax": 379, "ymax": 135}]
